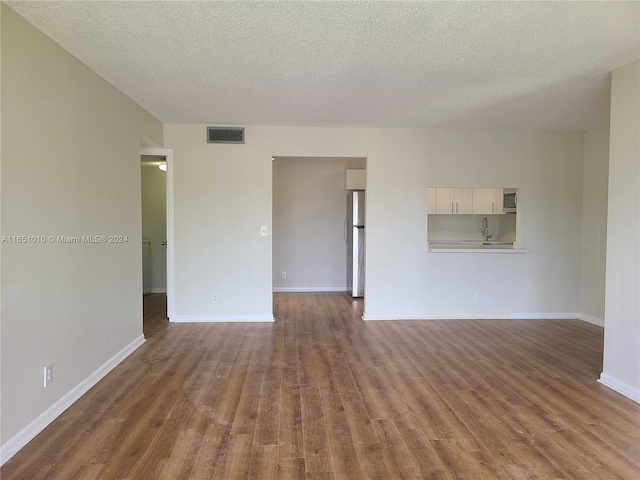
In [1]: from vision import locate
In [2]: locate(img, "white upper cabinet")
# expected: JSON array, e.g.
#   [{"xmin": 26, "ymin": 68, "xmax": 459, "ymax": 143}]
[
  {"xmin": 434, "ymin": 188, "xmax": 454, "ymax": 214},
  {"xmin": 428, "ymin": 187, "xmax": 506, "ymax": 215},
  {"xmin": 472, "ymin": 188, "xmax": 504, "ymax": 214},
  {"xmin": 345, "ymin": 169, "xmax": 366, "ymax": 190},
  {"xmin": 428, "ymin": 188, "xmax": 437, "ymax": 214},
  {"xmin": 434, "ymin": 188, "xmax": 455, "ymax": 214},
  {"xmin": 455, "ymin": 188, "xmax": 473, "ymax": 214},
  {"xmin": 433, "ymin": 188, "xmax": 473, "ymax": 214}
]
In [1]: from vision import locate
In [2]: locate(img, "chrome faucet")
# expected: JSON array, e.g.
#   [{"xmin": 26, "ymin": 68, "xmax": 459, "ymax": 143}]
[{"xmin": 482, "ymin": 217, "xmax": 493, "ymax": 242}]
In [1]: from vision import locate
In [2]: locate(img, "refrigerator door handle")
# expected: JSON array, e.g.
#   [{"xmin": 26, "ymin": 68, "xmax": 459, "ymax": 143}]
[{"xmin": 344, "ymin": 217, "xmax": 348, "ymax": 244}]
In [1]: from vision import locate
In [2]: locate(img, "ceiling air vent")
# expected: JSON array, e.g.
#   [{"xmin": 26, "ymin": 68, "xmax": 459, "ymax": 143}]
[{"xmin": 207, "ymin": 126, "xmax": 245, "ymax": 144}]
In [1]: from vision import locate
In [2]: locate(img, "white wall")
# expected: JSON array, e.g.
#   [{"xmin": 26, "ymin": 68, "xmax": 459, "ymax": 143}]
[
  {"xmin": 579, "ymin": 127, "xmax": 609, "ymax": 326},
  {"xmin": 0, "ymin": 4, "xmax": 3, "ymax": 386},
  {"xmin": 414, "ymin": 130, "xmax": 585, "ymax": 319},
  {"xmin": 273, "ymin": 156, "xmax": 365, "ymax": 291},
  {"xmin": 165, "ymin": 125, "xmax": 586, "ymax": 321},
  {"xmin": 163, "ymin": 125, "xmax": 274, "ymax": 321},
  {"xmin": 600, "ymin": 59, "xmax": 640, "ymax": 402},
  {"xmin": 141, "ymin": 164, "xmax": 167, "ymax": 292},
  {"xmin": 0, "ymin": 5, "xmax": 163, "ymax": 457}
]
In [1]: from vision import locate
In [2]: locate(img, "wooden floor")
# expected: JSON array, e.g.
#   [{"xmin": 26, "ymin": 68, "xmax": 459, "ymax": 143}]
[{"xmin": 2, "ymin": 293, "xmax": 639, "ymax": 479}]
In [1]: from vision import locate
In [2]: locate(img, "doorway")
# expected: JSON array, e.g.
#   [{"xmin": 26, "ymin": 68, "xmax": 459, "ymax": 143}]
[
  {"xmin": 272, "ymin": 156, "xmax": 366, "ymax": 294},
  {"xmin": 140, "ymin": 148, "xmax": 174, "ymax": 320}
]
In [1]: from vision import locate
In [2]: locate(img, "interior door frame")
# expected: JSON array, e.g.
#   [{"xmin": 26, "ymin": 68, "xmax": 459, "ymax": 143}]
[{"xmin": 140, "ymin": 147, "xmax": 175, "ymax": 320}]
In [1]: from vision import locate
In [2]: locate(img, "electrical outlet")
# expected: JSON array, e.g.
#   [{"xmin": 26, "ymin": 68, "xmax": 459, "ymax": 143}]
[
  {"xmin": 474, "ymin": 291, "xmax": 481, "ymax": 302},
  {"xmin": 281, "ymin": 271, "xmax": 286, "ymax": 279},
  {"xmin": 44, "ymin": 364, "xmax": 52, "ymax": 387},
  {"xmin": 260, "ymin": 226, "xmax": 268, "ymax": 236},
  {"xmin": 212, "ymin": 295, "xmax": 219, "ymax": 304},
  {"xmin": 439, "ymin": 224, "xmax": 446, "ymax": 231}
]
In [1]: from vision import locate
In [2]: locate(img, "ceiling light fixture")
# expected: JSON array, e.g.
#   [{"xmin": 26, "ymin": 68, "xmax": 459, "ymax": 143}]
[{"xmin": 158, "ymin": 164, "xmax": 167, "ymax": 172}]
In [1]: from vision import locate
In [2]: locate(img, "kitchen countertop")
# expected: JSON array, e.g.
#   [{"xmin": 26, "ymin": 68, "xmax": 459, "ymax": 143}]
[{"xmin": 427, "ymin": 241, "xmax": 528, "ymax": 253}]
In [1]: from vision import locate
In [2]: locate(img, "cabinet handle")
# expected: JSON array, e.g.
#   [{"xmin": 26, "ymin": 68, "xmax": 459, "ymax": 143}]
[
  {"xmin": 455, "ymin": 202, "xmax": 458, "ymax": 214},
  {"xmin": 492, "ymin": 201, "xmax": 495, "ymax": 213},
  {"xmin": 451, "ymin": 202, "xmax": 454, "ymax": 214}
]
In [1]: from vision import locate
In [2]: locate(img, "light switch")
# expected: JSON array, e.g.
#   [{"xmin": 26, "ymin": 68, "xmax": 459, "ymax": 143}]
[{"xmin": 261, "ymin": 226, "xmax": 268, "ymax": 236}]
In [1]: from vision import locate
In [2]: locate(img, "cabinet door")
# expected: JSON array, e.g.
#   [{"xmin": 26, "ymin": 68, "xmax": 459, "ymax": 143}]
[
  {"xmin": 494, "ymin": 188, "xmax": 504, "ymax": 213},
  {"xmin": 455, "ymin": 188, "xmax": 473, "ymax": 214},
  {"xmin": 346, "ymin": 169, "xmax": 366, "ymax": 190},
  {"xmin": 473, "ymin": 188, "xmax": 503, "ymax": 214},
  {"xmin": 428, "ymin": 188, "xmax": 437, "ymax": 214},
  {"xmin": 435, "ymin": 188, "xmax": 455, "ymax": 214}
]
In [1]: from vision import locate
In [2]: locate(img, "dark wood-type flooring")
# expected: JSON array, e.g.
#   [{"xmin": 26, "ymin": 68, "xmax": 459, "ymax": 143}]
[{"xmin": 2, "ymin": 292, "xmax": 639, "ymax": 479}]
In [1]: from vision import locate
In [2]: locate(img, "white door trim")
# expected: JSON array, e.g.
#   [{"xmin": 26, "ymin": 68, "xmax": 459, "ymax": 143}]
[{"xmin": 140, "ymin": 147, "xmax": 175, "ymax": 320}]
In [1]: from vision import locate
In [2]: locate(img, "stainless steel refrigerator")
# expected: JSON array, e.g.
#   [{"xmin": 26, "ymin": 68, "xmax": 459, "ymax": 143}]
[{"xmin": 347, "ymin": 190, "xmax": 365, "ymax": 297}]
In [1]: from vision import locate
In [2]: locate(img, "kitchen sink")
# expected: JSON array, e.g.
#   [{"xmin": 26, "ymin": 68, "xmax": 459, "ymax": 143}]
[
  {"xmin": 462, "ymin": 240, "xmax": 513, "ymax": 246},
  {"xmin": 429, "ymin": 240, "xmax": 515, "ymax": 249}
]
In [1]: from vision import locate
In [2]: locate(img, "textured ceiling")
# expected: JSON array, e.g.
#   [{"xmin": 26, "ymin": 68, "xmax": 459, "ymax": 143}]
[{"xmin": 6, "ymin": 1, "xmax": 640, "ymax": 130}]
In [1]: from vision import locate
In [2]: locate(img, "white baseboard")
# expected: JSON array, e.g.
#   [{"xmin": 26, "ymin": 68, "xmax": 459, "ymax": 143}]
[
  {"xmin": 170, "ymin": 314, "xmax": 274, "ymax": 323},
  {"xmin": 598, "ymin": 372, "xmax": 640, "ymax": 403},
  {"xmin": 578, "ymin": 313, "xmax": 604, "ymax": 327},
  {"xmin": 0, "ymin": 335, "xmax": 146, "ymax": 466},
  {"xmin": 273, "ymin": 287, "xmax": 347, "ymax": 293},
  {"xmin": 363, "ymin": 311, "xmax": 604, "ymax": 326},
  {"xmin": 362, "ymin": 312, "xmax": 581, "ymax": 321},
  {"xmin": 150, "ymin": 288, "xmax": 167, "ymax": 294}
]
